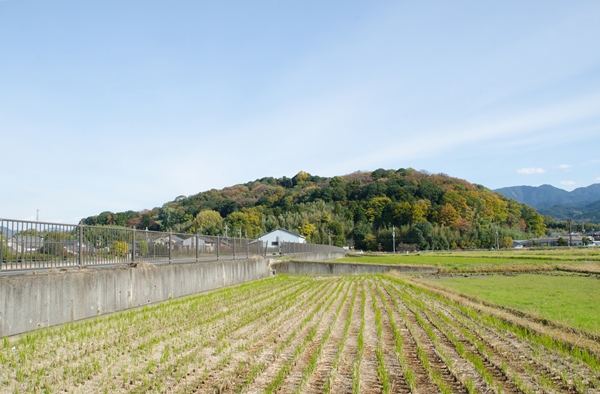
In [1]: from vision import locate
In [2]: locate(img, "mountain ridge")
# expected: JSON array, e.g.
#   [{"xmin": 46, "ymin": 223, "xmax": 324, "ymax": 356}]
[{"xmin": 495, "ymin": 183, "xmax": 600, "ymax": 209}]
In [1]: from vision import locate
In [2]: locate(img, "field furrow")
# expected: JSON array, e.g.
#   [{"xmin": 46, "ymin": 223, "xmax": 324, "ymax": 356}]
[
  {"xmin": 243, "ymin": 278, "xmax": 343, "ymax": 393},
  {"xmin": 328, "ymin": 279, "xmax": 363, "ymax": 393},
  {"xmin": 371, "ymin": 280, "xmax": 411, "ymax": 393},
  {"xmin": 358, "ymin": 280, "xmax": 383, "ymax": 393},
  {"xmin": 380, "ymin": 281, "xmax": 441, "ymax": 393},
  {"xmin": 161, "ymin": 277, "xmax": 327, "ymax": 393},
  {"xmin": 304, "ymin": 281, "xmax": 357, "ymax": 393},
  {"xmin": 277, "ymin": 280, "xmax": 351, "ymax": 393}
]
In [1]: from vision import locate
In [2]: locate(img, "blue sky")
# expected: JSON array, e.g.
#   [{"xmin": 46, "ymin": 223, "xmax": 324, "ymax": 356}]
[{"xmin": 2, "ymin": 1, "xmax": 600, "ymax": 223}]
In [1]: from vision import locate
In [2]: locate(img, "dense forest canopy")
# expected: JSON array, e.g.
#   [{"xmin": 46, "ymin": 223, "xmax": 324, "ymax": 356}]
[{"xmin": 80, "ymin": 169, "xmax": 548, "ymax": 251}]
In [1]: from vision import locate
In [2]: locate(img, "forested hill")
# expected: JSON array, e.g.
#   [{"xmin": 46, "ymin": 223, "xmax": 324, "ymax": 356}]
[{"xmin": 80, "ymin": 168, "xmax": 546, "ymax": 251}]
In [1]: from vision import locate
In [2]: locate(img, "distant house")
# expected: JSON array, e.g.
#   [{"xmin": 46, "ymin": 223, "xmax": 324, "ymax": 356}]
[
  {"xmin": 181, "ymin": 235, "xmax": 216, "ymax": 252},
  {"xmin": 8, "ymin": 235, "xmax": 44, "ymax": 253},
  {"xmin": 258, "ymin": 229, "xmax": 306, "ymax": 249},
  {"xmin": 62, "ymin": 240, "xmax": 95, "ymax": 255},
  {"xmin": 516, "ymin": 234, "xmax": 591, "ymax": 248},
  {"xmin": 512, "ymin": 240, "xmax": 531, "ymax": 248},
  {"xmin": 153, "ymin": 234, "xmax": 217, "ymax": 252}
]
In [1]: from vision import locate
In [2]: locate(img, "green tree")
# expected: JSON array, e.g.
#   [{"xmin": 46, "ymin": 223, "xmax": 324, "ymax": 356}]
[
  {"xmin": 351, "ymin": 222, "xmax": 373, "ymax": 250},
  {"xmin": 411, "ymin": 200, "xmax": 430, "ymax": 224},
  {"xmin": 557, "ymin": 237, "xmax": 567, "ymax": 247},
  {"xmin": 227, "ymin": 208, "xmax": 261, "ymax": 238},
  {"xmin": 365, "ymin": 196, "xmax": 392, "ymax": 227},
  {"xmin": 363, "ymin": 233, "xmax": 378, "ymax": 251},
  {"xmin": 191, "ymin": 210, "xmax": 224, "ymax": 235},
  {"xmin": 407, "ymin": 221, "xmax": 434, "ymax": 250},
  {"xmin": 139, "ymin": 241, "xmax": 149, "ymax": 256},
  {"xmin": 392, "ymin": 201, "xmax": 413, "ymax": 226},
  {"xmin": 522, "ymin": 206, "xmax": 546, "ymax": 237}
]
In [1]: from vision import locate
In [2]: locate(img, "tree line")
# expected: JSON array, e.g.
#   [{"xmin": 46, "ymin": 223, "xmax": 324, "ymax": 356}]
[{"xmin": 80, "ymin": 168, "xmax": 548, "ymax": 251}]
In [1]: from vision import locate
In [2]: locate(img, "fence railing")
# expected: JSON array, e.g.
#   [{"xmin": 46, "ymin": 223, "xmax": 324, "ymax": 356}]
[{"xmin": 0, "ymin": 218, "xmax": 345, "ymax": 272}]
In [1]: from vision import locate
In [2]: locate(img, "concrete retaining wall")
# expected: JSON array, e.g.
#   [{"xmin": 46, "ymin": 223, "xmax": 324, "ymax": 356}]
[
  {"xmin": 276, "ymin": 251, "xmax": 346, "ymax": 261},
  {"xmin": 0, "ymin": 257, "xmax": 270, "ymax": 337},
  {"xmin": 271, "ymin": 260, "xmax": 438, "ymax": 276}
]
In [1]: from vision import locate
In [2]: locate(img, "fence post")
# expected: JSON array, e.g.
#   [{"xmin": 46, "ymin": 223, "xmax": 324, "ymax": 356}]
[
  {"xmin": 78, "ymin": 225, "xmax": 83, "ymax": 267},
  {"xmin": 195, "ymin": 234, "xmax": 199, "ymax": 263},
  {"xmin": 233, "ymin": 237, "xmax": 236, "ymax": 260},
  {"xmin": 216, "ymin": 236, "xmax": 220, "ymax": 261},
  {"xmin": 169, "ymin": 232, "xmax": 173, "ymax": 264},
  {"xmin": 132, "ymin": 228, "xmax": 136, "ymax": 263}
]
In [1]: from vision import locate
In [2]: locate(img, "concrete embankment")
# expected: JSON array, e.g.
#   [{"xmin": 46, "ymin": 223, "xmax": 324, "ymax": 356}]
[
  {"xmin": 270, "ymin": 260, "xmax": 438, "ymax": 276},
  {"xmin": 0, "ymin": 257, "xmax": 270, "ymax": 337}
]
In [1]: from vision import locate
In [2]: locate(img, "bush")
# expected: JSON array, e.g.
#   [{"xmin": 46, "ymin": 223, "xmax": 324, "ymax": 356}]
[{"xmin": 110, "ymin": 241, "xmax": 129, "ymax": 258}]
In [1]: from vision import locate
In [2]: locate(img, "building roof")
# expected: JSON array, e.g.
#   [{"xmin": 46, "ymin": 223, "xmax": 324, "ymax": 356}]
[{"xmin": 259, "ymin": 228, "xmax": 306, "ymax": 239}]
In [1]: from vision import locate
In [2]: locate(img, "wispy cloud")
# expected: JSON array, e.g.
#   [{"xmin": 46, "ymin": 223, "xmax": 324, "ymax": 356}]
[
  {"xmin": 557, "ymin": 164, "xmax": 572, "ymax": 169},
  {"xmin": 517, "ymin": 168, "xmax": 545, "ymax": 175},
  {"xmin": 560, "ymin": 180, "xmax": 576, "ymax": 186}
]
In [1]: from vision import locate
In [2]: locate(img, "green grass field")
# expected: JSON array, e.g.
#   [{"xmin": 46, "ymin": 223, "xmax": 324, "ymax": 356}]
[
  {"xmin": 337, "ymin": 248, "xmax": 600, "ymax": 273},
  {"xmin": 428, "ymin": 273, "xmax": 600, "ymax": 334}
]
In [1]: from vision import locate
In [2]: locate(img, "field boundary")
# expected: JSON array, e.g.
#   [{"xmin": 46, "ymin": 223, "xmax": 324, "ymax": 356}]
[{"xmin": 271, "ymin": 260, "xmax": 438, "ymax": 275}]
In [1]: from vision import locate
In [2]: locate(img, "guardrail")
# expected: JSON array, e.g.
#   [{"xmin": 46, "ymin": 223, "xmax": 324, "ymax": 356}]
[{"xmin": 0, "ymin": 218, "xmax": 345, "ymax": 272}]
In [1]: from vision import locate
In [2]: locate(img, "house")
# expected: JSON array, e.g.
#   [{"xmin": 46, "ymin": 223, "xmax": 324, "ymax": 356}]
[
  {"xmin": 181, "ymin": 235, "xmax": 216, "ymax": 252},
  {"xmin": 8, "ymin": 235, "xmax": 45, "ymax": 253},
  {"xmin": 258, "ymin": 228, "xmax": 306, "ymax": 249},
  {"xmin": 62, "ymin": 240, "xmax": 95, "ymax": 255},
  {"xmin": 515, "ymin": 234, "xmax": 591, "ymax": 248},
  {"xmin": 153, "ymin": 234, "xmax": 217, "ymax": 252}
]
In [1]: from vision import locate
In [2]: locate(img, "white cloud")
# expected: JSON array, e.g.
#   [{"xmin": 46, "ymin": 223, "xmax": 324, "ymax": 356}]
[
  {"xmin": 560, "ymin": 180, "xmax": 576, "ymax": 186},
  {"xmin": 517, "ymin": 168, "xmax": 545, "ymax": 175},
  {"xmin": 557, "ymin": 164, "xmax": 572, "ymax": 169}
]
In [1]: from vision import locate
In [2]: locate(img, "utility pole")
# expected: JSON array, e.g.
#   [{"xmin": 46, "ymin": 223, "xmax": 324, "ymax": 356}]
[
  {"xmin": 495, "ymin": 228, "xmax": 499, "ymax": 250},
  {"xmin": 224, "ymin": 223, "xmax": 228, "ymax": 237},
  {"xmin": 36, "ymin": 209, "xmax": 40, "ymax": 222},
  {"xmin": 392, "ymin": 225, "xmax": 396, "ymax": 253}
]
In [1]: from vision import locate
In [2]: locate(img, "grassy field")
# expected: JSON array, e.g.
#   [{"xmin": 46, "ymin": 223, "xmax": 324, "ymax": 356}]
[
  {"xmin": 426, "ymin": 273, "xmax": 600, "ymax": 335},
  {"xmin": 337, "ymin": 248, "xmax": 600, "ymax": 273}
]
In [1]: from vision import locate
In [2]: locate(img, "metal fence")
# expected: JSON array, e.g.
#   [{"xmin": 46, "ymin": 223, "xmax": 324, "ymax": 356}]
[{"xmin": 0, "ymin": 218, "xmax": 345, "ymax": 273}]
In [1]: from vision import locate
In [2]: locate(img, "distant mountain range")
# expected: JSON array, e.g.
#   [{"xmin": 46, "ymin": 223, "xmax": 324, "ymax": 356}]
[
  {"xmin": 0, "ymin": 226, "xmax": 14, "ymax": 238},
  {"xmin": 495, "ymin": 183, "xmax": 600, "ymax": 221}
]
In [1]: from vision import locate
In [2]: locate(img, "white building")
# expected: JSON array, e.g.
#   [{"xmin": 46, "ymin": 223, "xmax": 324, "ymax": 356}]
[{"xmin": 258, "ymin": 228, "xmax": 306, "ymax": 248}]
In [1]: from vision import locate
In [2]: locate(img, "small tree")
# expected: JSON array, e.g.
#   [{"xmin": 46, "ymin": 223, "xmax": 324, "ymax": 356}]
[
  {"xmin": 582, "ymin": 236, "xmax": 591, "ymax": 246},
  {"xmin": 557, "ymin": 237, "xmax": 567, "ymax": 247},
  {"xmin": 110, "ymin": 241, "xmax": 129, "ymax": 258},
  {"xmin": 139, "ymin": 241, "xmax": 149, "ymax": 256},
  {"xmin": 298, "ymin": 223, "xmax": 316, "ymax": 241},
  {"xmin": 363, "ymin": 234, "xmax": 378, "ymax": 251},
  {"xmin": 502, "ymin": 236, "xmax": 513, "ymax": 249}
]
